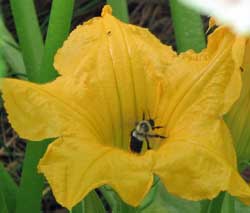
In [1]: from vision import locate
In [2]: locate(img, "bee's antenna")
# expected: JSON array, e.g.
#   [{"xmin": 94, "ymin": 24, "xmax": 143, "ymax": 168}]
[
  {"xmin": 142, "ymin": 108, "xmax": 157, "ymax": 121},
  {"xmin": 142, "ymin": 112, "xmax": 145, "ymax": 120},
  {"xmin": 146, "ymin": 108, "xmax": 151, "ymax": 119},
  {"xmin": 147, "ymin": 108, "xmax": 158, "ymax": 121}
]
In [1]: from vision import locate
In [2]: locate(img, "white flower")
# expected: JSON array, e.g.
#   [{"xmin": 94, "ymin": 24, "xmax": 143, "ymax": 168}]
[{"xmin": 178, "ymin": 0, "xmax": 250, "ymax": 34}]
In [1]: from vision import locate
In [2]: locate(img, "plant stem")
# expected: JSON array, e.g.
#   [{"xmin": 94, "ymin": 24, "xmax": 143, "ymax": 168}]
[
  {"xmin": 107, "ymin": 0, "xmax": 129, "ymax": 23},
  {"xmin": 9, "ymin": 1, "xmax": 44, "ymax": 212},
  {"xmin": 9, "ymin": 0, "xmax": 43, "ymax": 81},
  {"xmin": 169, "ymin": 0, "xmax": 206, "ymax": 53},
  {"xmin": 15, "ymin": 141, "xmax": 50, "ymax": 213},
  {"xmin": 38, "ymin": 0, "xmax": 74, "ymax": 83}
]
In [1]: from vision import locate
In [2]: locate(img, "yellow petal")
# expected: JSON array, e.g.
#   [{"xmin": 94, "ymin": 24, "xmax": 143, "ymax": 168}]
[
  {"xmin": 53, "ymin": 6, "xmax": 174, "ymax": 149},
  {"xmin": 153, "ymin": 26, "xmax": 250, "ymax": 202},
  {"xmin": 2, "ymin": 76, "xmax": 156, "ymax": 209},
  {"xmin": 226, "ymin": 38, "xmax": 250, "ymax": 161},
  {"xmin": 38, "ymin": 136, "xmax": 154, "ymax": 209},
  {"xmin": 1, "ymin": 77, "xmax": 117, "ymax": 142},
  {"xmin": 154, "ymin": 119, "xmax": 250, "ymax": 201},
  {"xmin": 159, "ymin": 27, "xmax": 244, "ymax": 131},
  {"xmin": 54, "ymin": 6, "xmax": 175, "ymax": 78},
  {"xmin": 2, "ymin": 78, "xmax": 80, "ymax": 140}
]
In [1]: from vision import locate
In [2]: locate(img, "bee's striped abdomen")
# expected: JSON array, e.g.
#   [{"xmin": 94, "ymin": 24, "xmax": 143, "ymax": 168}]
[{"xmin": 130, "ymin": 131, "xmax": 143, "ymax": 153}]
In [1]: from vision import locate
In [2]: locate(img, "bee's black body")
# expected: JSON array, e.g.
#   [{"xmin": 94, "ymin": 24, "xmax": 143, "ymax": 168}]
[
  {"xmin": 130, "ymin": 131, "xmax": 144, "ymax": 153},
  {"xmin": 130, "ymin": 114, "xmax": 166, "ymax": 153}
]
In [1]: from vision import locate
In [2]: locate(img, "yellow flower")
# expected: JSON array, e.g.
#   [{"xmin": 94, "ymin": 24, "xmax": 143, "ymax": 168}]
[{"xmin": 2, "ymin": 5, "xmax": 250, "ymax": 209}]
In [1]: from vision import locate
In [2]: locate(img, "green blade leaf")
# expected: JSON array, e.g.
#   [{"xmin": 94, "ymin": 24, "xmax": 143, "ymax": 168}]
[
  {"xmin": 141, "ymin": 182, "xmax": 200, "ymax": 213},
  {"xmin": 139, "ymin": 176, "xmax": 160, "ymax": 211},
  {"xmin": 221, "ymin": 193, "xmax": 235, "ymax": 213},
  {"xmin": 0, "ymin": 53, "xmax": 8, "ymax": 78},
  {"xmin": 84, "ymin": 191, "xmax": 106, "ymax": 213},
  {"xmin": 9, "ymin": 0, "xmax": 44, "ymax": 81},
  {"xmin": 200, "ymin": 200, "xmax": 211, "ymax": 213},
  {"xmin": 169, "ymin": 0, "xmax": 206, "ymax": 53},
  {"xmin": 71, "ymin": 191, "xmax": 105, "ymax": 213},
  {"xmin": 71, "ymin": 201, "xmax": 84, "ymax": 213},
  {"xmin": 0, "ymin": 15, "xmax": 26, "ymax": 77},
  {"xmin": 15, "ymin": 141, "xmax": 50, "ymax": 213},
  {"xmin": 235, "ymin": 198, "xmax": 250, "ymax": 213},
  {"xmin": 207, "ymin": 192, "xmax": 225, "ymax": 213},
  {"xmin": 0, "ymin": 163, "xmax": 18, "ymax": 213},
  {"xmin": 0, "ymin": 190, "xmax": 9, "ymax": 213},
  {"xmin": 38, "ymin": 0, "xmax": 75, "ymax": 83},
  {"xmin": 101, "ymin": 180, "xmax": 200, "ymax": 213},
  {"xmin": 106, "ymin": 0, "xmax": 129, "ymax": 23}
]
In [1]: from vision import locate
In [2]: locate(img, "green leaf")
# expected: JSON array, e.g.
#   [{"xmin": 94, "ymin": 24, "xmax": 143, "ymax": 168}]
[
  {"xmin": 234, "ymin": 198, "xmax": 250, "ymax": 213},
  {"xmin": 100, "ymin": 185, "xmax": 136, "ymax": 213},
  {"xmin": 139, "ymin": 176, "xmax": 160, "ymax": 211},
  {"xmin": 0, "ymin": 163, "xmax": 18, "ymax": 213},
  {"xmin": 140, "ymin": 182, "xmax": 200, "ymax": 213},
  {"xmin": 0, "ymin": 190, "xmax": 8, "ymax": 213},
  {"xmin": 221, "ymin": 193, "xmax": 235, "ymax": 213},
  {"xmin": 100, "ymin": 186, "xmax": 120, "ymax": 212},
  {"xmin": 207, "ymin": 192, "xmax": 225, "ymax": 213},
  {"xmin": 225, "ymin": 45, "xmax": 250, "ymax": 163},
  {"xmin": 100, "ymin": 180, "xmax": 199, "ymax": 213},
  {"xmin": 84, "ymin": 191, "xmax": 106, "ymax": 213},
  {"xmin": 9, "ymin": 0, "xmax": 44, "ymax": 81},
  {"xmin": 0, "ymin": 53, "xmax": 8, "ymax": 78},
  {"xmin": 71, "ymin": 191, "xmax": 105, "ymax": 213},
  {"xmin": 0, "ymin": 15, "xmax": 26, "ymax": 77},
  {"xmin": 200, "ymin": 193, "xmax": 235, "ymax": 213},
  {"xmin": 71, "ymin": 200, "xmax": 84, "ymax": 213},
  {"xmin": 169, "ymin": 0, "xmax": 206, "ymax": 53},
  {"xmin": 38, "ymin": 0, "xmax": 75, "ymax": 83},
  {"xmin": 15, "ymin": 141, "xmax": 50, "ymax": 213},
  {"xmin": 200, "ymin": 200, "xmax": 210, "ymax": 213}
]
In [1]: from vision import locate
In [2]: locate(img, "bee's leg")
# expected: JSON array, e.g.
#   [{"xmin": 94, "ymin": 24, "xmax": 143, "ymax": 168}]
[
  {"xmin": 145, "ymin": 137, "xmax": 151, "ymax": 150},
  {"xmin": 147, "ymin": 134, "xmax": 166, "ymax": 139},
  {"xmin": 152, "ymin": 126, "xmax": 164, "ymax": 130},
  {"xmin": 142, "ymin": 112, "xmax": 145, "ymax": 120}
]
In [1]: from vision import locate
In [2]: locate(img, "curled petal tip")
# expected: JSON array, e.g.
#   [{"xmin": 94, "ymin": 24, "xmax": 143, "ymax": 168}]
[{"xmin": 101, "ymin": 5, "xmax": 112, "ymax": 17}]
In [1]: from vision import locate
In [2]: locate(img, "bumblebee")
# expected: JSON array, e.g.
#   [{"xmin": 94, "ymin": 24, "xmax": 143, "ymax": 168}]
[{"xmin": 130, "ymin": 113, "xmax": 166, "ymax": 153}]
